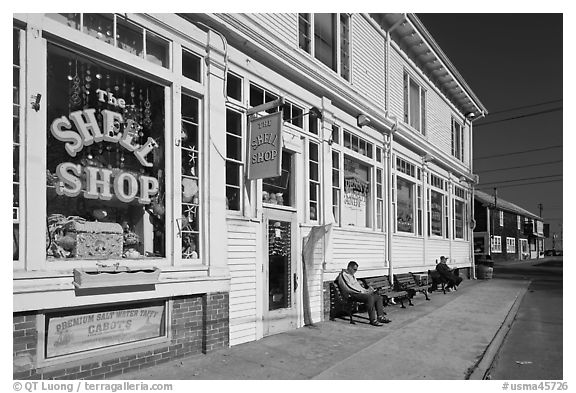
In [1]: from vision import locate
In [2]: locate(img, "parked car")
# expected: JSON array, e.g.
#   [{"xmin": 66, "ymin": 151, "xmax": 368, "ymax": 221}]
[{"xmin": 543, "ymin": 249, "xmax": 563, "ymax": 256}]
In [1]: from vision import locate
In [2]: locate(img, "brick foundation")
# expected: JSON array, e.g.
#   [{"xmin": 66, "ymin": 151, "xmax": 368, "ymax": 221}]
[{"xmin": 13, "ymin": 292, "xmax": 229, "ymax": 380}]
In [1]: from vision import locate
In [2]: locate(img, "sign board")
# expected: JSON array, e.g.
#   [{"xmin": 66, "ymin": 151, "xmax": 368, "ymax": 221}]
[
  {"xmin": 247, "ymin": 111, "xmax": 283, "ymax": 180},
  {"xmin": 46, "ymin": 304, "xmax": 165, "ymax": 358}
]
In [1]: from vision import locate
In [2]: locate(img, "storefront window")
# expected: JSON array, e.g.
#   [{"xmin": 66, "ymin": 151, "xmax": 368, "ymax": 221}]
[
  {"xmin": 430, "ymin": 190, "xmax": 443, "ymax": 236},
  {"xmin": 181, "ymin": 94, "xmax": 201, "ymax": 260},
  {"xmin": 332, "ymin": 150, "xmax": 341, "ymax": 225},
  {"xmin": 342, "ymin": 157, "xmax": 370, "ymax": 227},
  {"xmin": 13, "ymin": 27, "xmax": 22, "ymax": 261},
  {"xmin": 263, "ymin": 151, "xmax": 293, "ymax": 207},
  {"xmin": 47, "ymin": 14, "xmax": 170, "ymax": 69},
  {"xmin": 225, "ymin": 108, "xmax": 243, "ymax": 211},
  {"xmin": 309, "ymin": 142, "xmax": 320, "ymax": 221},
  {"xmin": 46, "ymin": 44, "xmax": 166, "ymax": 260},
  {"xmin": 454, "ymin": 199, "xmax": 465, "ymax": 239},
  {"xmin": 396, "ymin": 176, "xmax": 414, "ymax": 233}
]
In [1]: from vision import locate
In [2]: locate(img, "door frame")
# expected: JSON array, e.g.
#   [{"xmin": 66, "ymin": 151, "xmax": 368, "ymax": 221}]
[{"xmin": 262, "ymin": 207, "xmax": 300, "ymax": 337}]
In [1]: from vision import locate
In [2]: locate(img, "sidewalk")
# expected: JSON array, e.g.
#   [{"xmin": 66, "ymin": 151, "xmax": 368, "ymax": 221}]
[{"xmin": 111, "ymin": 278, "xmax": 528, "ymax": 380}]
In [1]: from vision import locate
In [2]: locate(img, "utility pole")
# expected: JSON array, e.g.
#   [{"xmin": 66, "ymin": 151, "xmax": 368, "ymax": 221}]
[{"xmin": 538, "ymin": 203, "xmax": 543, "ymax": 218}]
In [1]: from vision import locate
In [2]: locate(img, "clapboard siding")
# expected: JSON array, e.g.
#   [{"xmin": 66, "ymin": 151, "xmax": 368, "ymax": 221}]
[
  {"xmin": 244, "ymin": 13, "xmax": 298, "ymax": 48},
  {"xmin": 388, "ymin": 45, "xmax": 457, "ymax": 158},
  {"xmin": 328, "ymin": 229, "xmax": 387, "ymax": 272},
  {"xmin": 227, "ymin": 219, "xmax": 258, "ymax": 346},
  {"xmin": 388, "ymin": 47, "xmax": 406, "ymax": 121},
  {"xmin": 451, "ymin": 242, "xmax": 471, "ymax": 265},
  {"xmin": 391, "ymin": 235, "xmax": 424, "ymax": 268},
  {"xmin": 425, "ymin": 88, "xmax": 452, "ymax": 156},
  {"xmin": 350, "ymin": 15, "xmax": 385, "ymax": 108},
  {"xmin": 427, "ymin": 238, "xmax": 450, "ymax": 265}
]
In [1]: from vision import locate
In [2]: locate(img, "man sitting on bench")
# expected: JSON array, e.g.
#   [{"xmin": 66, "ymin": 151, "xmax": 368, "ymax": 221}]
[
  {"xmin": 337, "ymin": 261, "xmax": 391, "ymax": 326},
  {"xmin": 435, "ymin": 256, "xmax": 463, "ymax": 291}
]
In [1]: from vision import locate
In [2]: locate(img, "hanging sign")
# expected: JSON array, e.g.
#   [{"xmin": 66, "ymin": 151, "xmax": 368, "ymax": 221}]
[{"xmin": 246, "ymin": 111, "xmax": 283, "ymax": 180}]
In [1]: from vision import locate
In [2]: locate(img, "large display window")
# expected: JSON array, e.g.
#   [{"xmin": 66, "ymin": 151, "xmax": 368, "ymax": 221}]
[
  {"xmin": 46, "ymin": 44, "xmax": 166, "ymax": 260},
  {"xmin": 396, "ymin": 176, "xmax": 414, "ymax": 233},
  {"xmin": 430, "ymin": 190, "xmax": 443, "ymax": 236},
  {"xmin": 341, "ymin": 156, "xmax": 370, "ymax": 227}
]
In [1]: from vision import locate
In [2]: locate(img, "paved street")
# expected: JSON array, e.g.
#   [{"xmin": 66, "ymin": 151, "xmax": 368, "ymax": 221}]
[{"xmin": 486, "ymin": 257, "xmax": 563, "ymax": 380}]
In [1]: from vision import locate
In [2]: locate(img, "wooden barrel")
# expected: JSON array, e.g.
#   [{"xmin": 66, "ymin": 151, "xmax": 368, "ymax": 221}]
[{"xmin": 476, "ymin": 264, "xmax": 493, "ymax": 279}]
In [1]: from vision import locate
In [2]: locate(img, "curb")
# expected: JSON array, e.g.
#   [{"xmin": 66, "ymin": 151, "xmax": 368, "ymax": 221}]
[{"xmin": 466, "ymin": 282, "xmax": 529, "ymax": 380}]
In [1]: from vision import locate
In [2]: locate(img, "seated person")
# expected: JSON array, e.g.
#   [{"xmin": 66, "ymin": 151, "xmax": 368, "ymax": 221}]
[
  {"xmin": 337, "ymin": 261, "xmax": 391, "ymax": 326},
  {"xmin": 435, "ymin": 256, "xmax": 463, "ymax": 291}
]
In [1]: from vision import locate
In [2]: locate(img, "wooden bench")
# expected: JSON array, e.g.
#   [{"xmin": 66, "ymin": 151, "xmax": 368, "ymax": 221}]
[
  {"xmin": 361, "ymin": 276, "xmax": 412, "ymax": 308},
  {"xmin": 428, "ymin": 268, "xmax": 461, "ymax": 294},
  {"xmin": 394, "ymin": 273, "xmax": 431, "ymax": 301},
  {"xmin": 329, "ymin": 281, "xmax": 359, "ymax": 324}
]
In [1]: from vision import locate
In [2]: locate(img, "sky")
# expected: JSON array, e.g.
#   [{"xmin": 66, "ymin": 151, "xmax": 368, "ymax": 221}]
[{"xmin": 418, "ymin": 13, "xmax": 563, "ymax": 249}]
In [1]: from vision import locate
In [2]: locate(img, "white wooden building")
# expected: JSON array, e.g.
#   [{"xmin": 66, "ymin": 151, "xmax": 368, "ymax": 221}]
[{"xmin": 12, "ymin": 13, "xmax": 486, "ymax": 379}]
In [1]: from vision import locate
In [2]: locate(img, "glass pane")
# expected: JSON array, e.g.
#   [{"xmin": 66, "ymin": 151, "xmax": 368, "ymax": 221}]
[
  {"xmin": 263, "ymin": 151, "xmax": 292, "ymax": 207},
  {"xmin": 226, "ymin": 161, "xmax": 240, "ymax": 187},
  {"xmin": 182, "ymin": 95, "xmax": 199, "ymax": 123},
  {"xmin": 268, "ymin": 220, "xmax": 291, "ymax": 310},
  {"xmin": 409, "ymin": 80, "xmax": 420, "ymax": 130},
  {"xmin": 13, "ymin": 224, "xmax": 19, "ymax": 260},
  {"xmin": 146, "ymin": 32, "xmax": 169, "ymax": 68},
  {"xmin": 314, "ymin": 13, "xmax": 336, "ymax": 70},
  {"xmin": 309, "ymin": 142, "xmax": 319, "ymax": 162},
  {"xmin": 331, "ymin": 124, "xmax": 339, "ymax": 144},
  {"xmin": 47, "ymin": 13, "xmax": 81, "ymax": 30},
  {"xmin": 117, "ymin": 18, "xmax": 144, "ymax": 57},
  {"xmin": 13, "ymin": 28, "xmax": 20, "ymax": 66},
  {"xmin": 342, "ymin": 157, "xmax": 370, "ymax": 227},
  {"xmin": 249, "ymin": 84, "xmax": 264, "ymax": 107},
  {"xmin": 226, "ymin": 185, "xmax": 240, "ymax": 211},
  {"xmin": 332, "ymin": 188, "xmax": 340, "ymax": 225},
  {"xmin": 298, "ymin": 13, "xmax": 311, "ymax": 52},
  {"xmin": 83, "ymin": 13, "xmax": 114, "ymax": 45},
  {"xmin": 396, "ymin": 177, "xmax": 414, "ymax": 233},
  {"xmin": 226, "ymin": 134, "xmax": 242, "ymax": 161},
  {"xmin": 309, "ymin": 162, "xmax": 319, "ymax": 181},
  {"xmin": 310, "ymin": 201, "xmax": 318, "ymax": 221},
  {"xmin": 291, "ymin": 105, "xmax": 303, "ymax": 128},
  {"xmin": 183, "ymin": 49, "xmax": 201, "ymax": 81},
  {"xmin": 226, "ymin": 109, "xmax": 242, "ymax": 136},
  {"xmin": 46, "ymin": 44, "xmax": 166, "ymax": 260},
  {"xmin": 227, "ymin": 73, "xmax": 242, "ymax": 100}
]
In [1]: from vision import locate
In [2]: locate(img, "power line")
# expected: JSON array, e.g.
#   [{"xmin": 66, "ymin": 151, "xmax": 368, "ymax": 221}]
[
  {"xmin": 474, "ymin": 107, "xmax": 562, "ymax": 128},
  {"xmin": 480, "ymin": 174, "xmax": 562, "ymax": 186},
  {"xmin": 487, "ymin": 99, "xmax": 562, "ymax": 116},
  {"xmin": 475, "ymin": 145, "xmax": 563, "ymax": 160},
  {"xmin": 476, "ymin": 179, "xmax": 562, "ymax": 190},
  {"xmin": 475, "ymin": 160, "xmax": 563, "ymax": 173}
]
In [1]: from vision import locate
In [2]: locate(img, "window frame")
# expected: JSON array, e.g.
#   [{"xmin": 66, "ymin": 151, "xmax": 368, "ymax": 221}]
[
  {"xmin": 15, "ymin": 17, "xmax": 210, "ymax": 271},
  {"xmin": 427, "ymin": 173, "xmax": 447, "ymax": 238},
  {"xmin": 224, "ymin": 106, "xmax": 245, "ymax": 213},
  {"xmin": 451, "ymin": 117, "xmax": 464, "ymax": 161},
  {"xmin": 491, "ymin": 235, "xmax": 502, "ymax": 253},
  {"xmin": 506, "ymin": 237, "xmax": 516, "ymax": 253},
  {"xmin": 394, "ymin": 156, "xmax": 421, "ymax": 236},
  {"xmin": 298, "ymin": 13, "xmax": 351, "ymax": 82},
  {"xmin": 403, "ymin": 70, "xmax": 427, "ymax": 134},
  {"xmin": 13, "ymin": 26, "xmax": 26, "ymax": 269},
  {"xmin": 308, "ymin": 140, "xmax": 321, "ymax": 222}
]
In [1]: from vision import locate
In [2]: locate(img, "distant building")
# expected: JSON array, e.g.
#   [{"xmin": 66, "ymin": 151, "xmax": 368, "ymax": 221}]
[{"xmin": 473, "ymin": 190, "xmax": 544, "ymax": 261}]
